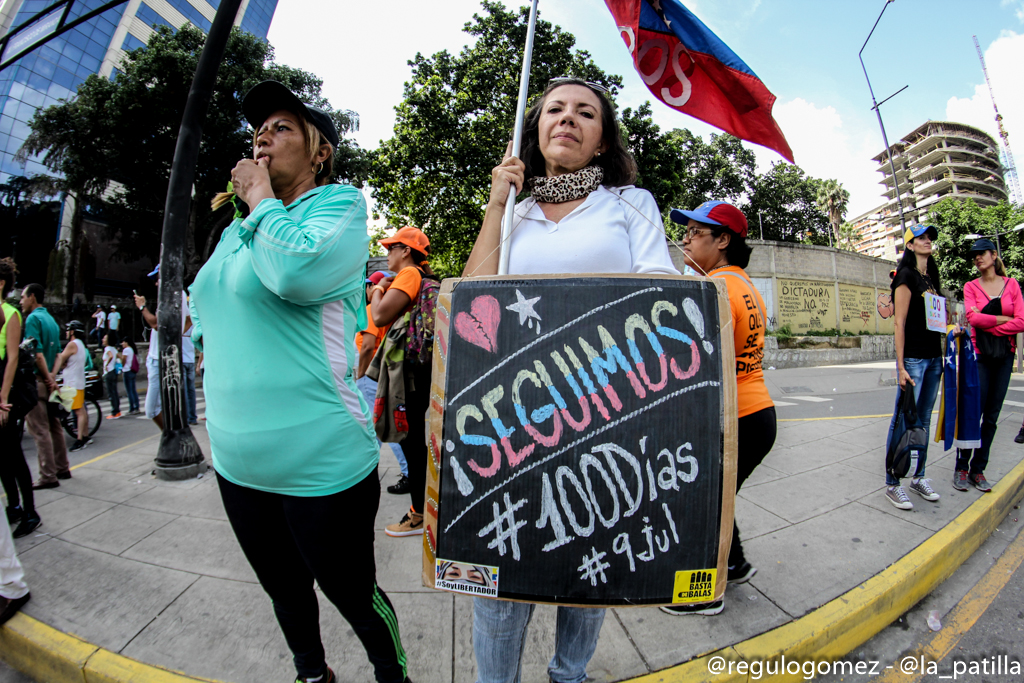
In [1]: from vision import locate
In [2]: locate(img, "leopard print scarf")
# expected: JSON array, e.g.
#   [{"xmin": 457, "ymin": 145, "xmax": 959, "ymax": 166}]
[{"xmin": 528, "ymin": 165, "xmax": 604, "ymax": 203}]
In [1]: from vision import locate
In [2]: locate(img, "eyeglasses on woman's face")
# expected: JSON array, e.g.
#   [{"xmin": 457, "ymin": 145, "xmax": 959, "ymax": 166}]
[
  {"xmin": 683, "ymin": 226, "xmax": 715, "ymax": 241},
  {"xmin": 387, "ymin": 243, "xmax": 407, "ymax": 253}
]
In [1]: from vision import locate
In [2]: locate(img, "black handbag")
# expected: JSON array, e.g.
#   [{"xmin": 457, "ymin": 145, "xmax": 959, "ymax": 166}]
[
  {"xmin": 972, "ymin": 281, "xmax": 1012, "ymax": 360},
  {"xmin": 886, "ymin": 386, "xmax": 927, "ymax": 480}
]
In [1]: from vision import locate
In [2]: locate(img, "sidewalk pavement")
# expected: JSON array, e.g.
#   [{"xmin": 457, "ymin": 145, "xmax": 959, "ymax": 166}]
[{"xmin": 2, "ymin": 368, "xmax": 1024, "ymax": 683}]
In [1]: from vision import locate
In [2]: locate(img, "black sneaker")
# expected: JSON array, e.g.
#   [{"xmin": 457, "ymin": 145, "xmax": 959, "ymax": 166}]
[
  {"xmin": 6, "ymin": 505, "xmax": 23, "ymax": 525},
  {"xmin": 0, "ymin": 591, "xmax": 30, "ymax": 626},
  {"xmin": 660, "ymin": 599, "xmax": 724, "ymax": 616},
  {"xmin": 69, "ymin": 439, "xmax": 88, "ymax": 452},
  {"xmin": 57, "ymin": 471, "xmax": 72, "ymax": 480},
  {"xmin": 1016, "ymin": 427, "xmax": 1024, "ymax": 444},
  {"xmin": 13, "ymin": 514, "xmax": 41, "ymax": 539},
  {"xmin": 727, "ymin": 561, "xmax": 757, "ymax": 585},
  {"xmin": 295, "ymin": 666, "xmax": 334, "ymax": 683},
  {"xmin": 387, "ymin": 475, "xmax": 410, "ymax": 495}
]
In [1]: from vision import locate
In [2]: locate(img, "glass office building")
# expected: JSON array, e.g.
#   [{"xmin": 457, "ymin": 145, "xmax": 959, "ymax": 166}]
[{"xmin": 0, "ymin": 0, "xmax": 279, "ymax": 183}]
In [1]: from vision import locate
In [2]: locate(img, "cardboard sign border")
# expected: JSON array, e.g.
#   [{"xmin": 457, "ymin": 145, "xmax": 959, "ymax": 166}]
[{"xmin": 421, "ymin": 273, "xmax": 738, "ymax": 607}]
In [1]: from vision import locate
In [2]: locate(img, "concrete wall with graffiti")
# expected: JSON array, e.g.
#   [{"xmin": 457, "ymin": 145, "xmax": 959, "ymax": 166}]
[{"xmin": 669, "ymin": 240, "xmax": 898, "ymax": 335}]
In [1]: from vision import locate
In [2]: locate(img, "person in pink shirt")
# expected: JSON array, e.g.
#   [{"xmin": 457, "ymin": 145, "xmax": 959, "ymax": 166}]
[{"xmin": 959, "ymin": 238, "xmax": 1024, "ymax": 492}]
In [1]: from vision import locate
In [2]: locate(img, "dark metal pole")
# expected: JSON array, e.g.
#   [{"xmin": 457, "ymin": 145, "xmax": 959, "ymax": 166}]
[
  {"xmin": 154, "ymin": 0, "xmax": 242, "ymax": 479},
  {"xmin": 859, "ymin": 0, "xmax": 907, "ymax": 255}
]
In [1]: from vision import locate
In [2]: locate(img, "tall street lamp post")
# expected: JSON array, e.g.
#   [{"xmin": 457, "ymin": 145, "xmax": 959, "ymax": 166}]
[
  {"xmin": 153, "ymin": 0, "xmax": 243, "ymax": 479},
  {"xmin": 859, "ymin": 0, "xmax": 908, "ymax": 256}
]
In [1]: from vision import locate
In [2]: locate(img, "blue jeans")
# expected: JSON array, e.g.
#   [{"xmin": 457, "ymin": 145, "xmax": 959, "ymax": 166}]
[
  {"xmin": 184, "ymin": 362, "xmax": 197, "ymax": 423},
  {"xmin": 956, "ymin": 354, "xmax": 1013, "ymax": 475},
  {"xmin": 472, "ymin": 598, "xmax": 605, "ymax": 683},
  {"xmin": 886, "ymin": 356, "xmax": 943, "ymax": 485},
  {"xmin": 356, "ymin": 375, "xmax": 407, "ymax": 476},
  {"xmin": 145, "ymin": 356, "xmax": 161, "ymax": 419},
  {"xmin": 122, "ymin": 370, "xmax": 140, "ymax": 412}
]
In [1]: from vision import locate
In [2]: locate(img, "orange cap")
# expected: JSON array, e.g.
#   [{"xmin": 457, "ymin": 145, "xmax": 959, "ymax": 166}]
[{"xmin": 380, "ymin": 226, "xmax": 429, "ymax": 252}]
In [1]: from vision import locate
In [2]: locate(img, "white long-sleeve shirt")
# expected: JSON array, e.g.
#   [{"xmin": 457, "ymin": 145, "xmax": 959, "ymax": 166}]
[{"xmin": 506, "ymin": 185, "xmax": 680, "ymax": 275}]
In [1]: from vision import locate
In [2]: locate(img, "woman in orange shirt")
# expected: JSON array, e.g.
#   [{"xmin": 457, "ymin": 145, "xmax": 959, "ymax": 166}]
[
  {"xmin": 662, "ymin": 201, "xmax": 775, "ymax": 617},
  {"xmin": 371, "ymin": 227, "xmax": 437, "ymax": 537}
]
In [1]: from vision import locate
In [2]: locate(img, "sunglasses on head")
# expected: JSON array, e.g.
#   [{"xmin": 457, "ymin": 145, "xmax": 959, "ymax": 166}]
[{"xmin": 549, "ymin": 77, "xmax": 610, "ymax": 94}]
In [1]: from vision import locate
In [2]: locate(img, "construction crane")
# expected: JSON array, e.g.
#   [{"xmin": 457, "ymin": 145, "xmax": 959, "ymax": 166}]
[{"xmin": 974, "ymin": 35, "xmax": 1021, "ymax": 205}]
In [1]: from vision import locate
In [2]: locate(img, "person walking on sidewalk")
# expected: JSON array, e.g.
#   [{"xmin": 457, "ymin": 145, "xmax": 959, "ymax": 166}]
[
  {"xmin": 885, "ymin": 225, "xmax": 945, "ymax": 510},
  {"xmin": 189, "ymin": 81, "xmax": 410, "ymax": 683},
  {"xmin": 356, "ymin": 270, "xmax": 410, "ymax": 495},
  {"xmin": 957, "ymin": 238, "xmax": 1024, "ymax": 492},
  {"xmin": 51, "ymin": 321, "xmax": 91, "ymax": 453},
  {"xmin": 20, "ymin": 284, "xmax": 70, "ymax": 489},
  {"xmin": 102, "ymin": 334, "xmax": 122, "ymax": 420},
  {"xmin": 661, "ymin": 201, "xmax": 775, "ymax": 617},
  {"xmin": 119, "ymin": 339, "xmax": 140, "ymax": 414},
  {"xmin": 0, "ymin": 259, "xmax": 41, "ymax": 538},
  {"xmin": 0, "ymin": 513, "xmax": 31, "ymax": 626},
  {"xmin": 462, "ymin": 77, "xmax": 678, "ymax": 683},
  {"xmin": 371, "ymin": 227, "xmax": 438, "ymax": 537}
]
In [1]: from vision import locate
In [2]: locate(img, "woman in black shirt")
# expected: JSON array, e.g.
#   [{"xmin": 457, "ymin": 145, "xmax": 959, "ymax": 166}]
[{"xmin": 885, "ymin": 225, "xmax": 944, "ymax": 510}]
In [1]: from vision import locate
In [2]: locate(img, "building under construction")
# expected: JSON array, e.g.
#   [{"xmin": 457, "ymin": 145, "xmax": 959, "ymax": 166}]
[{"xmin": 868, "ymin": 120, "xmax": 1009, "ymax": 254}]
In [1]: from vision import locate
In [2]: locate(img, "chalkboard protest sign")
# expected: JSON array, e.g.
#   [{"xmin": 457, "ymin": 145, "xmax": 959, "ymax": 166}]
[{"xmin": 422, "ymin": 274, "xmax": 737, "ymax": 606}]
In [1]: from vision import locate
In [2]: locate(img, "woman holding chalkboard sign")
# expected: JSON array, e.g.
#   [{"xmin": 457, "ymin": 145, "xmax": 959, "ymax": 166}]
[
  {"xmin": 463, "ymin": 78, "xmax": 677, "ymax": 683},
  {"xmin": 884, "ymin": 225, "xmax": 945, "ymax": 511},
  {"xmin": 661, "ymin": 201, "xmax": 775, "ymax": 617}
]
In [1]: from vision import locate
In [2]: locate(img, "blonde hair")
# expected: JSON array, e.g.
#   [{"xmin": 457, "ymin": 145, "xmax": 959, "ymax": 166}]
[
  {"xmin": 994, "ymin": 254, "xmax": 1007, "ymax": 277},
  {"xmin": 212, "ymin": 113, "xmax": 335, "ymax": 211}
]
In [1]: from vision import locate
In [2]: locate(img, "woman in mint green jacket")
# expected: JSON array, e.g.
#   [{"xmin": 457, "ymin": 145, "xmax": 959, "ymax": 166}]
[{"xmin": 189, "ymin": 82, "xmax": 410, "ymax": 683}]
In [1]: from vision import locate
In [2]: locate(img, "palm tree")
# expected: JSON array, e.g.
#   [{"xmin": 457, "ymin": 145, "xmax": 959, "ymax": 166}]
[
  {"xmin": 815, "ymin": 179, "xmax": 850, "ymax": 247},
  {"xmin": 837, "ymin": 221, "xmax": 860, "ymax": 251}
]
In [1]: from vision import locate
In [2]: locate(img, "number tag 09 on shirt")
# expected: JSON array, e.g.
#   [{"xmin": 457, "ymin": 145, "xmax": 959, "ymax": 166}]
[{"xmin": 925, "ymin": 292, "xmax": 947, "ymax": 333}]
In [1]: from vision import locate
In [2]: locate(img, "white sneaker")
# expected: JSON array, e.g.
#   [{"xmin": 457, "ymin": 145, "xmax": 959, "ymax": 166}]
[
  {"xmin": 909, "ymin": 478, "xmax": 940, "ymax": 502},
  {"xmin": 885, "ymin": 485, "xmax": 913, "ymax": 510}
]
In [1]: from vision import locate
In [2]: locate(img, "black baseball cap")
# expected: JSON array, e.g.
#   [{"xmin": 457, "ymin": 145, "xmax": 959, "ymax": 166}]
[
  {"xmin": 242, "ymin": 81, "xmax": 340, "ymax": 150},
  {"xmin": 968, "ymin": 238, "xmax": 998, "ymax": 257}
]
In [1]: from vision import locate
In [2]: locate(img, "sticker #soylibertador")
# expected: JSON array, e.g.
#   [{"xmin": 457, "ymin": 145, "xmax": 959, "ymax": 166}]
[{"xmin": 435, "ymin": 559, "xmax": 499, "ymax": 598}]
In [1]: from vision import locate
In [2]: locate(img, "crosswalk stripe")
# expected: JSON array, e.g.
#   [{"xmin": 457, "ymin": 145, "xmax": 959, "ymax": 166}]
[
  {"xmin": 1003, "ymin": 400, "xmax": 1024, "ymax": 408},
  {"xmin": 786, "ymin": 396, "xmax": 833, "ymax": 403},
  {"xmin": 773, "ymin": 401, "xmax": 798, "ymax": 407}
]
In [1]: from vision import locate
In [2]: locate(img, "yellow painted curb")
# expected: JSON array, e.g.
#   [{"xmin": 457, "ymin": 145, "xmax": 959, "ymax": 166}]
[
  {"xmin": 2, "ymin": 458, "xmax": 1022, "ymax": 682},
  {"xmin": 0, "ymin": 613, "xmax": 222, "ymax": 683},
  {"xmin": 624, "ymin": 455, "xmax": 1024, "ymax": 683},
  {"xmin": 0, "ymin": 613, "xmax": 96, "ymax": 683}
]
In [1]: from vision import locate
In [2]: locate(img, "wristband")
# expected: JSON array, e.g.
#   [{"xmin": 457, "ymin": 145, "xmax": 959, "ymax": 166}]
[{"xmin": 372, "ymin": 285, "xmax": 386, "ymax": 295}]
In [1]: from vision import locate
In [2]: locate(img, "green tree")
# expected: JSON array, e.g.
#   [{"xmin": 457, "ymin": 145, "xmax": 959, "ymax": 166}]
[
  {"xmin": 19, "ymin": 25, "xmax": 367, "ymax": 298},
  {"xmin": 814, "ymin": 178, "xmax": 849, "ymax": 245},
  {"xmin": 368, "ymin": 1, "xmax": 622, "ymax": 276},
  {"xmin": 837, "ymin": 221, "xmax": 860, "ymax": 251},
  {"xmin": 743, "ymin": 162, "xmax": 830, "ymax": 243}
]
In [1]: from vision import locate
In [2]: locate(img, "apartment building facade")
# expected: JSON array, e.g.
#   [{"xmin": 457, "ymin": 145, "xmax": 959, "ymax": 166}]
[
  {"xmin": 0, "ymin": 0, "xmax": 278, "ymax": 184},
  {"xmin": 868, "ymin": 120, "xmax": 1008, "ymax": 254}
]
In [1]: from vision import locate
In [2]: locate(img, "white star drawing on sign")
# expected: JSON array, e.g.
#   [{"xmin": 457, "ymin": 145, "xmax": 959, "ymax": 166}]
[{"xmin": 507, "ymin": 289, "xmax": 542, "ymax": 333}]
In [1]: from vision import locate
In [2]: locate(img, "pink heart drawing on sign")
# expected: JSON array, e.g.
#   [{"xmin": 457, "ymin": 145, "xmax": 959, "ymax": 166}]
[{"xmin": 454, "ymin": 295, "xmax": 500, "ymax": 352}]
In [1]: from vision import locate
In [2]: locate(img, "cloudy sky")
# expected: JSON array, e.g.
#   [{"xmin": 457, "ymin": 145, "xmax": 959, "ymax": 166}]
[{"xmin": 267, "ymin": 0, "xmax": 1024, "ymax": 219}]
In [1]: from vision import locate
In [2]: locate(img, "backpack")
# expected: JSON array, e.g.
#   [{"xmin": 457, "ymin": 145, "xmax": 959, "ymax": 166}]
[
  {"xmin": 886, "ymin": 386, "xmax": 927, "ymax": 480},
  {"xmin": 405, "ymin": 268, "xmax": 440, "ymax": 366},
  {"xmin": 130, "ymin": 351, "xmax": 139, "ymax": 373},
  {"xmin": 5, "ymin": 338, "xmax": 39, "ymax": 421}
]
